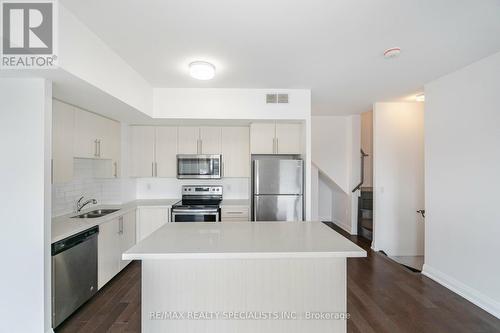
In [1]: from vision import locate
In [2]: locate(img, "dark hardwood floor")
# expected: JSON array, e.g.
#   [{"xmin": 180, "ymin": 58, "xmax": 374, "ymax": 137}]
[{"xmin": 56, "ymin": 224, "xmax": 500, "ymax": 333}]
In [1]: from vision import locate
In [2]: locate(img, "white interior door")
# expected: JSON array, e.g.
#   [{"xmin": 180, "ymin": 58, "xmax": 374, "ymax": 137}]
[{"xmin": 373, "ymin": 102, "xmax": 425, "ymax": 257}]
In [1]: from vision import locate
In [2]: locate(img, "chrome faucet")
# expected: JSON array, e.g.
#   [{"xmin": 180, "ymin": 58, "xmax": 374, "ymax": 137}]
[{"xmin": 76, "ymin": 196, "xmax": 98, "ymax": 212}]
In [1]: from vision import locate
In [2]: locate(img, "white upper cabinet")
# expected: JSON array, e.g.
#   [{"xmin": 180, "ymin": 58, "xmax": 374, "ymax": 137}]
[
  {"xmin": 275, "ymin": 123, "xmax": 302, "ymax": 154},
  {"xmin": 74, "ymin": 109, "xmax": 102, "ymax": 159},
  {"xmin": 155, "ymin": 127, "xmax": 178, "ymax": 177},
  {"xmin": 199, "ymin": 127, "xmax": 222, "ymax": 154},
  {"xmin": 52, "ymin": 100, "xmax": 74, "ymax": 184},
  {"xmin": 250, "ymin": 122, "xmax": 302, "ymax": 155},
  {"xmin": 178, "ymin": 126, "xmax": 199, "ymax": 154},
  {"xmin": 73, "ymin": 107, "xmax": 121, "ymax": 178},
  {"xmin": 221, "ymin": 127, "xmax": 250, "ymax": 177},
  {"xmin": 250, "ymin": 123, "xmax": 276, "ymax": 154},
  {"xmin": 130, "ymin": 126, "xmax": 155, "ymax": 177}
]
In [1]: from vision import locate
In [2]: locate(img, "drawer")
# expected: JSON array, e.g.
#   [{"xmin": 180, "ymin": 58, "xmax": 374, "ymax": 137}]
[{"xmin": 221, "ymin": 206, "xmax": 249, "ymax": 220}]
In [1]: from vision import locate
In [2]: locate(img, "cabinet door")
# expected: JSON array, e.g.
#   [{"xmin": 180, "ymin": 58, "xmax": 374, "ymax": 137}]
[
  {"xmin": 136, "ymin": 207, "xmax": 169, "ymax": 242},
  {"xmin": 178, "ymin": 127, "xmax": 199, "ymax": 154},
  {"xmin": 130, "ymin": 126, "xmax": 155, "ymax": 177},
  {"xmin": 100, "ymin": 118, "xmax": 121, "ymax": 176},
  {"xmin": 98, "ymin": 218, "xmax": 120, "ymax": 289},
  {"xmin": 250, "ymin": 123, "xmax": 276, "ymax": 154},
  {"xmin": 221, "ymin": 127, "xmax": 250, "ymax": 177},
  {"xmin": 74, "ymin": 109, "xmax": 101, "ymax": 158},
  {"xmin": 199, "ymin": 127, "xmax": 221, "ymax": 154},
  {"xmin": 155, "ymin": 127, "xmax": 178, "ymax": 177},
  {"xmin": 52, "ymin": 100, "xmax": 74, "ymax": 183},
  {"xmin": 276, "ymin": 123, "xmax": 302, "ymax": 154},
  {"xmin": 120, "ymin": 211, "xmax": 136, "ymax": 270}
]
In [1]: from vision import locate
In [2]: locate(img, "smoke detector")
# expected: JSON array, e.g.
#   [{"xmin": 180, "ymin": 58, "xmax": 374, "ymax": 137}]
[{"xmin": 383, "ymin": 47, "xmax": 401, "ymax": 59}]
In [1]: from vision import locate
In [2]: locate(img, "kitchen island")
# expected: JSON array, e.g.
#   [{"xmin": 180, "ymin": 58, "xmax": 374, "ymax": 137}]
[{"xmin": 123, "ymin": 221, "xmax": 366, "ymax": 333}]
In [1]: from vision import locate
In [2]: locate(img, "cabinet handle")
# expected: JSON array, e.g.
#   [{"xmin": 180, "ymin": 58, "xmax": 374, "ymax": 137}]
[
  {"xmin": 118, "ymin": 217, "xmax": 123, "ymax": 234},
  {"xmin": 155, "ymin": 162, "xmax": 158, "ymax": 177},
  {"xmin": 272, "ymin": 138, "xmax": 276, "ymax": 154},
  {"xmin": 94, "ymin": 140, "xmax": 98, "ymax": 157},
  {"xmin": 152, "ymin": 162, "xmax": 154, "ymax": 177},
  {"xmin": 98, "ymin": 140, "xmax": 102, "ymax": 157},
  {"xmin": 114, "ymin": 162, "xmax": 118, "ymax": 178},
  {"xmin": 276, "ymin": 138, "xmax": 279, "ymax": 154}
]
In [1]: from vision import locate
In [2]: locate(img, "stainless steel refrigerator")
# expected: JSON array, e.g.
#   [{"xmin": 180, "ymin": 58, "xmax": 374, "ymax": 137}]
[{"xmin": 252, "ymin": 158, "xmax": 304, "ymax": 221}]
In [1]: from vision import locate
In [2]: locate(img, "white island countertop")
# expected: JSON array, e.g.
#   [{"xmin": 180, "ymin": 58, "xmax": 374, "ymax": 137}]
[{"xmin": 123, "ymin": 222, "xmax": 366, "ymax": 260}]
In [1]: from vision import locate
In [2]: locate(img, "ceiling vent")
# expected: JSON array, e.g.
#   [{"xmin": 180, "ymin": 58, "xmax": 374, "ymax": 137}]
[
  {"xmin": 266, "ymin": 94, "xmax": 277, "ymax": 104},
  {"xmin": 266, "ymin": 93, "xmax": 289, "ymax": 104},
  {"xmin": 277, "ymin": 94, "xmax": 289, "ymax": 104}
]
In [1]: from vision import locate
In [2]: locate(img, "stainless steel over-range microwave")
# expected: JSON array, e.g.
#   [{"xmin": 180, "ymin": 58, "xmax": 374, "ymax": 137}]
[{"xmin": 177, "ymin": 154, "xmax": 222, "ymax": 179}]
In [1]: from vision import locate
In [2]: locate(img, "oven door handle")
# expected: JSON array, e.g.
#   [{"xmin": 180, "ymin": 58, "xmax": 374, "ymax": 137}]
[{"xmin": 172, "ymin": 210, "xmax": 219, "ymax": 215}]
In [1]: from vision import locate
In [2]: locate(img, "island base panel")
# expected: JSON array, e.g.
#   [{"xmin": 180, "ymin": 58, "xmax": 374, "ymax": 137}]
[{"xmin": 142, "ymin": 257, "xmax": 347, "ymax": 333}]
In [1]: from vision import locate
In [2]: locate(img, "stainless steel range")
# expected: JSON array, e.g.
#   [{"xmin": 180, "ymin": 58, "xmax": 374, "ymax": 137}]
[{"xmin": 171, "ymin": 185, "xmax": 223, "ymax": 222}]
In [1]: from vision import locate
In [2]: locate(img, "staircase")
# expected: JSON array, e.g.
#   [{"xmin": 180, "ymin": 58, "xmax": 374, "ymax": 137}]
[{"xmin": 358, "ymin": 187, "xmax": 373, "ymax": 240}]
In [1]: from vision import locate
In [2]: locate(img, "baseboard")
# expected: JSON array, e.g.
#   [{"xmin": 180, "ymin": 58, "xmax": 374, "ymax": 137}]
[
  {"xmin": 422, "ymin": 264, "xmax": 500, "ymax": 319},
  {"xmin": 332, "ymin": 219, "xmax": 352, "ymax": 234}
]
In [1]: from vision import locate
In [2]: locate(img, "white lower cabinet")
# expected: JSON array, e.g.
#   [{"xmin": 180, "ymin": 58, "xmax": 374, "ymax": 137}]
[
  {"xmin": 119, "ymin": 211, "xmax": 136, "ymax": 270},
  {"xmin": 97, "ymin": 210, "xmax": 137, "ymax": 289},
  {"xmin": 136, "ymin": 207, "xmax": 170, "ymax": 242}
]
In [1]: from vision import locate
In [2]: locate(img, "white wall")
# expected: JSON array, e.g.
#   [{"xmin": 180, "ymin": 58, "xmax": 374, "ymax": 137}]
[
  {"xmin": 423, "ymin": 51, "xmax": 500, "ymax": 318},
  {"xmin": 0, "ymin": 79, "xmax": 52, "ymax": 333},
  {"xmin": 311, "ymin": 116, "xmax": 360, "ymax": 233},
  {"xmin": 58, "ymin": 4, "xmax": 153, "ymax": 116},
  {"xmin": 153, "ymin": 88, "xmax": 310, "ymax": 120},
  {"xmin": 372, "ymin": 102, "xmax": 425, "ymax": 256}
]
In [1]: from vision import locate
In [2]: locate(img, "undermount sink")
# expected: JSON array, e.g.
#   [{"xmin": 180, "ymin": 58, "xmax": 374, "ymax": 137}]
[{"xmin": 71, "ymin": 209, "xmax": 120, "ymax": 219}]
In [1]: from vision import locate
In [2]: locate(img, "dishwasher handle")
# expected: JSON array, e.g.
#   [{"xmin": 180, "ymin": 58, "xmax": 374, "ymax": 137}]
[{"xmin": 52, "ymin": 226, "xmax": 99, "ymax": 256}]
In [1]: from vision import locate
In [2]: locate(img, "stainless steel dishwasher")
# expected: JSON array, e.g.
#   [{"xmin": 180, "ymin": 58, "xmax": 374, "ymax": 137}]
[{"xmin": 52, "ymin": 226, "xmax": 99, "ymax": 328}]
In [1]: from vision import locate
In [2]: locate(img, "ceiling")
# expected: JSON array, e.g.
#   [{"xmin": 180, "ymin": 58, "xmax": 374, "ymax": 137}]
[{"xmin": 60, "ymin": 0, "xmax": 500, "ymax": 115}]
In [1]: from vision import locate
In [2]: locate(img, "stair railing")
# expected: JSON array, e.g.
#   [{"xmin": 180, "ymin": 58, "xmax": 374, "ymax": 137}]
[{"xmin": 352, "ymin": 149, "xmax": 369, "ymax": 193}]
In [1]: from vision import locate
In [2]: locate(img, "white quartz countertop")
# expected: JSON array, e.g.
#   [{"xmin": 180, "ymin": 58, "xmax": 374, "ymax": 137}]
[
  {"xmin": 220, "ymin": 199, "xmax": 250, "ymax": 207},
  {"xmin": 51, "ymin": 199, "xmax": 179, "ymax": 243},
  {"xmin": 123, "ymin": 222, "xmax": 367, "ymax": 260}
]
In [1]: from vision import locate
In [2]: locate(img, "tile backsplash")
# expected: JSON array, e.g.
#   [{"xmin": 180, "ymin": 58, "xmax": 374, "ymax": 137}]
[{"xmin": 52, "ymin": 158, "xmax": 126, "ymax": 217}]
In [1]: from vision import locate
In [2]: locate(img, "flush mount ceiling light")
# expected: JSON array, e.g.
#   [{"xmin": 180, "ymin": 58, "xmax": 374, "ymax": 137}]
[
  {"xmin": 189, "ymin": 61, "xmax": 216, "ymax": 80},
  {"xmin": 415, "ymin": 93, "xmax": 425, "ymax": 102},
  {"xmin": 383, "ymin": 47, "xmax": 401, "ymax": 59}
]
